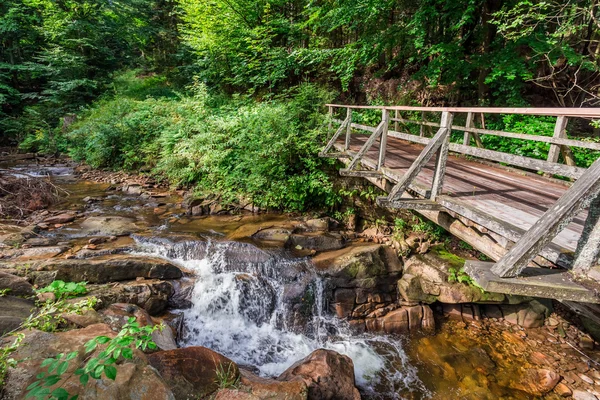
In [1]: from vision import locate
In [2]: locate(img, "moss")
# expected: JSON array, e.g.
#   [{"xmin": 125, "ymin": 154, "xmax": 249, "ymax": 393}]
[{"xmin": 430, "ymin": 245, "xmax": 466, "ymax": 270}]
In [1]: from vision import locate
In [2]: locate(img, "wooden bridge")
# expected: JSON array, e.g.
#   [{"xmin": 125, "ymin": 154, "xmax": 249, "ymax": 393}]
[{"xmin": 319, "ymin": 105, "xmax": 600, "ymax": 304}]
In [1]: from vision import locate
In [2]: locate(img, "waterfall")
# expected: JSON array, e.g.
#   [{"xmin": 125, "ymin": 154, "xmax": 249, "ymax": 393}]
[{"xmin": 135, "ymin": 236, "xmax": 427, "ymax": 399}]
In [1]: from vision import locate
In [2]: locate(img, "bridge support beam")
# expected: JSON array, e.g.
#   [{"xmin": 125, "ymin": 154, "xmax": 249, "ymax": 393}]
[{"xmin": 572, "ymin": 195, "xmax": 600, "ymax": 275}]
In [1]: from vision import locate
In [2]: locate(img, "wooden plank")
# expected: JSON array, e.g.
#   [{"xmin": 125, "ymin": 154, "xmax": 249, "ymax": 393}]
[
  {"xmin": 325, "ymin": 104, "xmax": 600, "ymax": 118},
  {"xmin": 436, "ymin": 195, "xmax": 573, "ymax": 268},
  {"xmin": 377, "ymin": 197, "xmax": 444, "ymax": 210},
  {"xmin": 491, "ymin": 158, "xmax": 600, "ymax": 278},
  {"xmin": 572, "ymin": 195, "xmax": 600, "ymax": 274},
  {"xmin": 465, "ymin": 261, "xmax": 599, "ymax": 303},
  {"xmin": 430, "ymin": 112, "xmax": 453, "ymax": 200},
  {"xmin": 339, "ymin": 170, "xmax": 384, "ymax": 178}
]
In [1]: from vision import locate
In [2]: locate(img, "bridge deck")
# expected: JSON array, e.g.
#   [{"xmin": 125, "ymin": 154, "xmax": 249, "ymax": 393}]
[{"xmin": 343, "ymin": 134, "xmax": 586, "ymax": 254}]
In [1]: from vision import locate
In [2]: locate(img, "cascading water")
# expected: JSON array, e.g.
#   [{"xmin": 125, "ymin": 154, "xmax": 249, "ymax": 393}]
[{"xmin": 135, "ymin": 236, "xmax": 427, "ymax": 399}]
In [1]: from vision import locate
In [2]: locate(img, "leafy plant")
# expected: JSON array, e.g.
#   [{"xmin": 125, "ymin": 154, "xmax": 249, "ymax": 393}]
[
  {"xmin": 26, "ymin": 317, "xmax": 162, "ymax": 400},
  {"xmin": 37, "ymin": 281, "xmax": 87, "ymax": 300},
  {"xmin": 214, "ymin": 361, "xmax": 239, "ymax": 390},
  {"xmin": 0, "ymin": 334, "xmax": 24, "ymax": 390},
  {"xmin": 22, "ymin": 297, "xmax": 97, "ymax": 333},
  {"xmin": 448, "ymin": 267, "xmax": 485, "ymax": 293}
]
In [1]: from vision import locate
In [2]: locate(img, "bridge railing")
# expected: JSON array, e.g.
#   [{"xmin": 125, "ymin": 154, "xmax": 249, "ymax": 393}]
[
  {"xmin": 325, "ymin": 104, "xmax": 600, "ymax": 179},
  {"xmin": 321, "ymin": 104, "xmax": 600, "ymax": 280}
]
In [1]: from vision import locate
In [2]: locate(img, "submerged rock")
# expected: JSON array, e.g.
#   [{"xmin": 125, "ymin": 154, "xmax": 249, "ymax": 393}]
[
  {"xmin": 3, "ymin": 323, "xmax": 174, "ymax": 400},
  {"xmin": 277, "ymin": 349, "xmax": 361, "ymax": 400},
  {"xmin": 147, "ymin": 346, "xmax": 239, "ymax": 400},
  {"xmin": 79, "ymin": 215, "xmax": 140, "ymax": 236}
]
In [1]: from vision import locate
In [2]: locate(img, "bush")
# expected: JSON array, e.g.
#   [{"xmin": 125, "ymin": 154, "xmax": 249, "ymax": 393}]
[{"xmin": 66, "ymin": 77, "xmax": 340, "ymax": 211}]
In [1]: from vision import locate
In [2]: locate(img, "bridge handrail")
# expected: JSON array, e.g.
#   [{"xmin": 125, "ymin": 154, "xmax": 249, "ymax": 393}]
[{"xmin": 325, "ymin": 104, "xmax": 600, "ymax": 118}]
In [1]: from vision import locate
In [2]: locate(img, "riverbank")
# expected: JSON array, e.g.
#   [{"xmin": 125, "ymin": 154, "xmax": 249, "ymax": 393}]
[{"xmin": 1, "ymin": 155, "xmax": 600, "ymax": 399}]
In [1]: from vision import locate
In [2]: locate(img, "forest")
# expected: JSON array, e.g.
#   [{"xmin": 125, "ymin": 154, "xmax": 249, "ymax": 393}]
[{"xmin": 1, "ymin": 0, "xmax": 600, "ymax": 210}]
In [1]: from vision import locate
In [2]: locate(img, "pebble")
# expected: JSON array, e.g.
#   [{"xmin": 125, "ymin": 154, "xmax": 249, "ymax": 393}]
[
  {"xmin": 554, "ymin": 382, "xmax": 572, "ymax": 397},
  {"xmin": 580, "ymin": 374, "xmax": 595, "ymax": 385},
  {"xmin": 572, "ymin": 389, "xmax": 598, "ymax": 400}
]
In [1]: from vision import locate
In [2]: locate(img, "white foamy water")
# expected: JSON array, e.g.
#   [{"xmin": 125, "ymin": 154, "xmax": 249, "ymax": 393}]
[{"xmin": 135, "ymin": 237, "xmax": 426, "ymax": 399}]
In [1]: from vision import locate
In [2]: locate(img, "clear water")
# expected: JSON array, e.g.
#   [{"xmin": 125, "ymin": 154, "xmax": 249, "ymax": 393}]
[{"xmin": 135, "ymin": 237, "xmax": 427, "ymax": 399}]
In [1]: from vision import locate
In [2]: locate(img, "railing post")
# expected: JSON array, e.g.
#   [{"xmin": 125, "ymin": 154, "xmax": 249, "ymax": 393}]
[
  {"xmin": 328, "ymin": 106, "xmax": 333, "ymax": 135},
  {"xmin": 430, "ymin": 111, "xmax": 454, "ymax": 200},
  {"xmin": 344, "ymin": 107, "xmax": 352, "ymax": 151},
  {"xmin": 394, "ymin": 109, "xmax": 399, "ymax": 132},
  {"xmin": 573, "ymin": 194, "xmax": 600, "ymax": 275},
  {"xmin": 378, "ymin": 108, "xmax": 389, "ymax": 169},
  {"xmin": 463, "ymin": 112, "xmax": 474, "ymax": 146},
  {"xmin": 419, "ymin": 112, "xmax": 426, "ymax": 137},
  {"xmin": 548, "ymin": 116, "xmax": 568, "ymax": 164}
]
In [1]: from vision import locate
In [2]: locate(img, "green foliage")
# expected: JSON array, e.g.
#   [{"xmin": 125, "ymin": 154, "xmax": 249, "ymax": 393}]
[
  {"xmin": 26, "ymin": 317, "xmax": 162, "ymax": 400},
  {"xmin": 0, "ymin": 334, "xmax": 23, "ymax": 390},
  {"xmin": 214, "ymin": 362, "xmax": 240, "ymax": 389},
  {"xmin": 66, "ymin": 77, "xmax": 338, "ymax": 211},
  {"xmin": 411, "ymin": 215, "xmax": 447, "ymax": 242},
  {"xmin": 448, "ymin": 267, "xmax": 485, "ymax": 293},
  {"xmin": 22, "ymin": 295, "xmax": 97, "ymax": 333},
  {"xmin": 37, "ymin": 281, "xmax": 88, "ymax": 300}
]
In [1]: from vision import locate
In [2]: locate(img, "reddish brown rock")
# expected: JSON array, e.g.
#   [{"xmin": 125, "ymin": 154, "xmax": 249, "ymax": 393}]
[
  {"xmin": 510, "ymin": 368, "xmax": 560, "ymax": 396},
  {"xmin": 278, "ymin": 349, "xmax": 360, "ymax": 400},
  {"xmin": 44, "ymin": 212, "xmax": 77, "ymax": 224},
  {"xmin": 147, "ymin": 346, "xmax": 239, "ymax": 400},
  {"xmin": 239, "ymin": 369, "xmax": 307, "ymax": 400}
]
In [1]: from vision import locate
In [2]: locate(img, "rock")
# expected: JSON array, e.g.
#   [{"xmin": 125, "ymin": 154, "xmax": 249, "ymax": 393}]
[
  {"xmin": 252, "ymin": 228, "xmax": 292, "ymax": 243},
  {"xmin": 79, "ymin": 216, "xmax": 140, "ymax": 236},
  {"xmin": 288, "ymin": 233, "xmax": 344, "ymax": 252},
  {"xmin": 580, "ymin": 336, "xmax": 595, "ymax": 350},
  {"xmin": 238, "ymin": 369, "xmax": 307, "ymax": 400},
  {"xmin": 278, "ymin": 349, "xmax": 360, "ymax": 400},
  {"xmin": 10, "ymin": 246, "xmax": 69, "ymax": 261},
  {"xmin": 23, "ymin": 237, "xmax": 57, "ymax": 247},
  {"xmin": 554, "ymin": 382, "xmax": 573, "ymax": 397},
  {"xmin": 573, "ymin": 390, "xmax": 599, "ymax": 400},
  {"xmin": 122, "ymin": 183, "xmax": 143, "ymax": 195},
  {"xmin": 88, "ymin": 279, "xmax": 175, "ymax": 315},
  {"xmin": 100, "ymin": 303, "xmax": 177, "ymax": 350},
  {"xmin": 0, "ymin": 271, "xmax": 34, "ymax": 296},
  {"xmin": 511, "ymin": 368, "xmax": 560, "ymax": 396},
  {"xmin": 147, "ymin": 346, "xmax": 239, "ymax": 400},
  {"xmin": 502, "ymin": 300, "xmax": 551, "ymax": 329},
  {"xmin": 44, "ymin": 212, "xmax": 77, "ymax": 224},
  {"xmin": 3, "ymin": 324, "xmax": 174, "ymax": 400},
  {"xmin": 379, "ymin": 307, "xmax": 409, "ymax": 334},
  {"xmin": 168, "ymin": 278, "xmax": 195, "ymax": 309},
  {"xmin": 303, "ymin": 218, "xmax": 330, "ymax": 232},
  {"xmin": 29, "ymin": 255, "xmax": 182, "ymax": 285},
  {"xmin": 0, "ymin": 296, "xmax": 36, "ymax": 335},
  {"xmin": 62, "ymin": 309, "xmax": 103, "ymax": 328},
  {"xmin": 88, "ymin": 237, "xmax": 108, "ymax": 245},
  {"xmin": 215, "ymin": 389, "xmax": 260, "ymax": 400}
]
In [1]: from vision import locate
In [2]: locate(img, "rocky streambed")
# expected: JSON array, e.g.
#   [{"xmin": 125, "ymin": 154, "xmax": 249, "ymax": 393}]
[{"xmin": 1, "ymin": 156, "xmax": 600, "ymax": 400}]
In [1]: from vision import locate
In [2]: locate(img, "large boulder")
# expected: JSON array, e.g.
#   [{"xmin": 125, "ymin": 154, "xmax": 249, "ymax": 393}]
[
  {"xmin": 287, "ymin": 233, "xmax": 344, "ymax": 252},
  {"xmin": 0, "ymin": 271, "xmax": 34, "ymax": 296},
  {"xmin": 8, "ymin": 255, "xmax": 183, "ymax": 285},
  {"xmin": 147, "ymin": 346, "xmax": 239, "ymax": 400},
  {"xmin": 79, "ymin": 216, "xmax": 140, "ymax": 236},
  {"xmin": 88, "ymin": 279, "xmax": 175, "ymax": 315},
  {"xmin": 397, "ymin": 249, "xmax": 505, "ymax": 304},
  {"xmin": 313, "ymin": 244, "xmax": 402, "ymax": 320},
  {"xmin": 3, "ymin": 323, "xmax": 174, "ymax": 400},
  {"xmin": 277, "ymin": 349, "xmax": 361, "ymax": 400},
  {"xmin": 216, "ymin": 369, "xmax": 308, "ymax": 400},
  {"xmin": 0, "ymin": 296, "xmax": 36, "ymax": 335}
]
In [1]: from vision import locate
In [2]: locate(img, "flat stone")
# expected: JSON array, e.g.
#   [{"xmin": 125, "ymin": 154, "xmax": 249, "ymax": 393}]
[
  {"xmin": 79, "ymin": 215, "xmax": 140, "ymax": 236},
  {"xmin": 554, "ymin": 382, "xmax": 572, "ymax": 397},
  {"xmin": 572, "ymin": 389, "xmax": 599, "ymax": 400},
  {"xmin": 464, "ymin": 261, "xmax": 600, "ymax": 303},
  {"xmin": 44, "ymin": 212, "xmax": 77, "ymax": 224}
]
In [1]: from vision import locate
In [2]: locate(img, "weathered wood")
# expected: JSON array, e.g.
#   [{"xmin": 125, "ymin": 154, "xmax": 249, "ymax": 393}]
[
  {"xmin": 344, "ymin": 108, "xmax": 352, "ymax": 151},
  {"xmin": 465, "ymin": 261, "xmax": 599, "ymax": 303},
  {"xmin": 344, "ymin": 120, "xmax": 385, "ymax": 171},
  {"xmin": 419, "ymin": 112, "xmax": 426, "ymax": 137},
  {"xmin": 326, "ymin": 104, "xmax": 600, "ymax": 118},
  {"xmin": 378, "ymin": 109, "xmax": 389, "ymax": 169},
  {"xmin": 572, "ymin": 195, "xmax": 600, "ymax": 275},
  {"xmin": 385, "ymin": 117, "xmax": 452, "ymax": 201},
  {"xmin": 548, "ymin": 116, "xmax": 568, "ymax": 163},
  {"xmin": 394, "ymin": 110, "xmax": 399, "ymax": 132},
  {"xmin": 436, "ymin": 195, "xmax": 573, "ymax": 268},
  {"xmin": 377, "ymin": 197, "xmax": 444, "ymax": 210},
  {"xmin": 450, "ymin": 143, "xmax": 585, "ymax": 179},
  {"xmin": 430, "ymin": 112, "xmax": 453, "ymax": 200},
  {"xmin": 319, "ymin": 115, "xmax": 350, "ymax": 157},
  {"xmin": 463, "ymin": 112, "xmax": 474, "ymax": 146},
  {"xmin": 339, "ymin": 170, "xmax": 384, "ymax": 178},
  {"xmin": 491, "ymin": 157, "xmax": 600, "ymax": 278}
]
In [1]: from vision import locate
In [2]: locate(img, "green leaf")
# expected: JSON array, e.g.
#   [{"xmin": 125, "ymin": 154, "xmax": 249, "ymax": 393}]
[
  {"xmin": 51, "ymin": 388, "xmax": 70, "ymax": 400},
  {"xmin": 57, "ymin": 361, "xmax": 69, "ymax": 375},
  {"xmin": 95, "ymin": 336, "xmax": 111, "ymax": 344},
  {"xmin": 26, "ymin": 381, "xmax": 41, "ymax": 390},
  {"xmin": 121, "ymin": 348, "xmax": 133, "ymax": 359},
  {"xmin": 104, "ymin": 365, "xmax": 117, "ymax": 380},
  {"xmin": 79, "ymin": 373, "xmax": 89, "ymax": 386}
]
